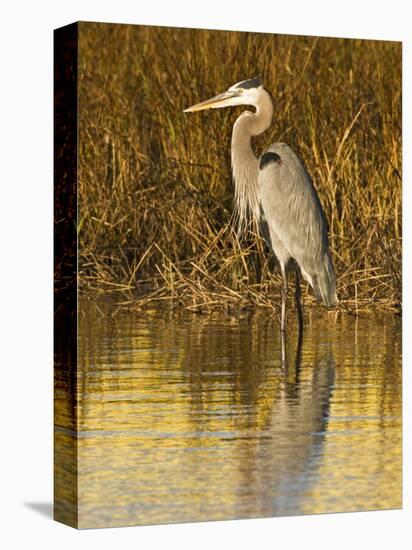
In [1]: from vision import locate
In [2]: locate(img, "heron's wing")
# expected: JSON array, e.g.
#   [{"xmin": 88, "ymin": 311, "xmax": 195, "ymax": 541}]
[{"xmin": 258, "ymin": 143, "xmax": 336, "ymax": 305}]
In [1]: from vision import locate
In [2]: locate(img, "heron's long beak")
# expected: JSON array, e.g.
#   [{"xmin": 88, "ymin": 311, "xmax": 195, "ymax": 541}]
[{"xmin": 183, "ymin": 90, "xmax": 241, "ymax": 112}]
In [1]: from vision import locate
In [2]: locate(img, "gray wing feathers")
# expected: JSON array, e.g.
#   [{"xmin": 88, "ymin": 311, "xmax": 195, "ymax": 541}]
[
  {"xmin": 311, "ymin": 250, "xmax": 337, "ymax": 307},
  {"xmin": 259, "ymin": 143, "xmax": 337, "ymax": 307}
]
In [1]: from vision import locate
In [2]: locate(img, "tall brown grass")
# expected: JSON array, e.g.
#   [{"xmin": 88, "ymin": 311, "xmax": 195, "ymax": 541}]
[{"xmin": 78, "ymin": 23, "xmax": 402, "ymax": 313}]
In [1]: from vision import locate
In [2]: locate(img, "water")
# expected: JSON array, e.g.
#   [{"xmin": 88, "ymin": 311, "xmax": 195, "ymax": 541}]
[{"xmin": 55, "ymin": 298, "xmax": 402, "ymax": 528}]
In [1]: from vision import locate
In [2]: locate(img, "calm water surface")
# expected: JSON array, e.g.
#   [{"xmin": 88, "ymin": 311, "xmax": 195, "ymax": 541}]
[{"xmin": 56, "ymin": 298, "xmax": 401, "ymax": 528}]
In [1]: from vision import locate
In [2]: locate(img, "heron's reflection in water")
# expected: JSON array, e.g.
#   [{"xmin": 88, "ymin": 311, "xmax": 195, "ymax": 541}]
[
  {"xmin": 251, "ymin": 322, "xmax": 336, "ymax": 518},
  {"xmin": 55, "ymin": 300, "xmax": 401, "ymax": 528},
  {"xmin": 178, "ymin": 312, "xmax": 336, "ymax": 519}
]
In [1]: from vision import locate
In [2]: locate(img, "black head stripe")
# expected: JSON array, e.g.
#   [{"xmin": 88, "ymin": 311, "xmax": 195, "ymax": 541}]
[
  {"xmin": 263, "ymin": 86, "xmax": 274, "ymax": 102},
  {"xmin": 235, "ymin": 77, "xmax": 262, "ymax": 90}
]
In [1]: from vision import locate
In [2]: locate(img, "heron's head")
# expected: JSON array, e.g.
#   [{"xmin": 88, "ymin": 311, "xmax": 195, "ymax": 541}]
[{"xmin": 183, "ymin": 77, "xmax": 266, "ymax": 112}]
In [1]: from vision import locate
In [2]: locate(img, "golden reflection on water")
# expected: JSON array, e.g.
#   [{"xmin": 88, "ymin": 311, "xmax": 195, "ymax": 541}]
[{"xmin": 58, "ymin": 299, "xmax": 401, "ymax": 528}]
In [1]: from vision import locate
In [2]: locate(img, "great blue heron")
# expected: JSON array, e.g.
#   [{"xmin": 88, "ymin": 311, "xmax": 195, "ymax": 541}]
[{"xmin": 184, "ymin": 77, "xmax": 337, "ymax": 331}]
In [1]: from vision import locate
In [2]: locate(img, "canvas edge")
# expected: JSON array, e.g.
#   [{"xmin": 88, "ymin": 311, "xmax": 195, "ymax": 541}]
[{"xmin": 53, "ymin": 21, "xmax": 79, "ymax": 529}]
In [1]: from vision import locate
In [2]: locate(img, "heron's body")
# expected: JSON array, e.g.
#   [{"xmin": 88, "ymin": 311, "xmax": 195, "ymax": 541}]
[
  {"xmin": 259, "ymin": 143, "xmax": 336, "ymax": 307},
  {"xmin": 184, "ymin": 77, "xmax": 337, "ymax": 330}
]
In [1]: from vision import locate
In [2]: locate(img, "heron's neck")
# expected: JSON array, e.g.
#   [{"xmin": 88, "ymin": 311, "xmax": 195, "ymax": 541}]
[{"xmin": 231, "ymin": 90, "xmax": 274, "ymax": 234}]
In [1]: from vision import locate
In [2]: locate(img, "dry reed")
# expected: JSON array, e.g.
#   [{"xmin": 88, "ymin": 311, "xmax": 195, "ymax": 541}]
[{"xmin": 78, "ymin": 23, "xmax": 402, "ymax": 314}]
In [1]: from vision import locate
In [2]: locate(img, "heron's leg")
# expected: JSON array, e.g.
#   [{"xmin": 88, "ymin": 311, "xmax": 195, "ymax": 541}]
[
  {"xmin": 294, "ymin": 270, "xmax": 304, "ymax": 334},
  {"xmin": 294, "ymin": 284, "xmax": 304, "ymax": 380},
  {"xmin": 280, "ymin": 264, "xmax": 288, "ymax": 333},
  {"xmin": 280, "ymin": 328, "xmax": 287, "ymax": 366},
  {"xmin": 294, "ymin": 322, "xmax": 303, "ymax": 382}
]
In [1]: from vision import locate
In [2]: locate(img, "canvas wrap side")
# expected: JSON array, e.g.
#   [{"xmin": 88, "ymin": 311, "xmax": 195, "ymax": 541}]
[{"xmin": 53, "ymin": 21, "xmax": 79, "ymax": 529}]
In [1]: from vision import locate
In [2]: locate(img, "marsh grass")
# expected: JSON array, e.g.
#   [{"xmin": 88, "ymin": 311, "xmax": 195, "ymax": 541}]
[{"xmin": 78, "ymin": 23, "xmax": 402, "ymax": 313}]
